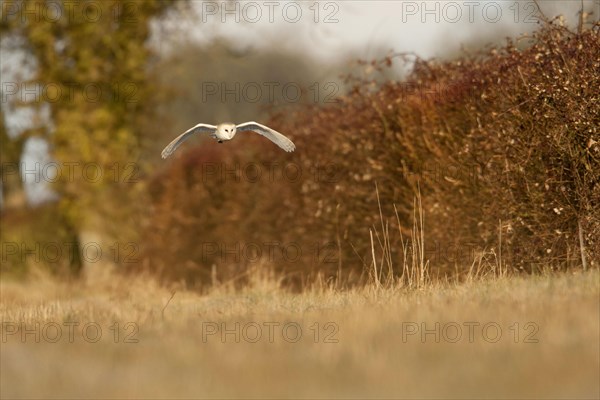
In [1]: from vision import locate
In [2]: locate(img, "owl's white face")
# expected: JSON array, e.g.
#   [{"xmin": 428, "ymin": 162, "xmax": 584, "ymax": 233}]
[{"xmin": 215, "ymin": 123, "xmax": 237, "ymax": 140}]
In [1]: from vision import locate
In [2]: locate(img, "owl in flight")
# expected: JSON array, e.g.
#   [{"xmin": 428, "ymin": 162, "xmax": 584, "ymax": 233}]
[{"xmin": 161, "ymin": 122, "xmax": 296, "ymax": 159}]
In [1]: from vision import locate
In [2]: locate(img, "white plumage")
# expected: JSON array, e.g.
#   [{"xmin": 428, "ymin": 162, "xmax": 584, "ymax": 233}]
[{"xmin": 161, "ymin": 122, "xmax": 296, "ymax": 159}]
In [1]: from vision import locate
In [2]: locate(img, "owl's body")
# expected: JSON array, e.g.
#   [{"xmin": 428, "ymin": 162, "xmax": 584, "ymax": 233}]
[{"xmin": 161, "ymin": 121, "xmax": 295, "ymax": 159}]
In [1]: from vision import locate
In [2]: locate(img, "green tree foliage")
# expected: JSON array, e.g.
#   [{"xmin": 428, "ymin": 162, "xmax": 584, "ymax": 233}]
[{"xmin": 1, "ymin": 0, "xmax": 184, "ymax": 273}]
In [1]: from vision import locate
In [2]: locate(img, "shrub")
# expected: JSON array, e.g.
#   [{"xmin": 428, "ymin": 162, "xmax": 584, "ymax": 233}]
[{"xmin": 138, "ymin": 21, "xmax": 599, "ymax": 288}]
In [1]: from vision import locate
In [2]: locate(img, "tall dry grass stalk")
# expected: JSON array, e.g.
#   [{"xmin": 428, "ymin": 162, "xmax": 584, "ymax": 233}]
[{"xmin": 368, "ymin": 185, "xmax": 430, "ymax": 291}]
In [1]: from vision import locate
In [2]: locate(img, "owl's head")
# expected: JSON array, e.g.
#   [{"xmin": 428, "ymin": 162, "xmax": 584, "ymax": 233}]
[{"xmin": 217, "ymin": 122, "xmax": 237, "ymax": 139}]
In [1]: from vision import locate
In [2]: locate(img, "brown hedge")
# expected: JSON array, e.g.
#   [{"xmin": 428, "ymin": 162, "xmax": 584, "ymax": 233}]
[{"xmin": 138, "ymin": 22, "xmax": 599, "ymax": 288}]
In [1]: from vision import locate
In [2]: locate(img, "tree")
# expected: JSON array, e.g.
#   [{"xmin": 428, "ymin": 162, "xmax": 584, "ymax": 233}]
[{"xmin": 1, "ymin": 0, "xmax": 185, "ymax": 274}]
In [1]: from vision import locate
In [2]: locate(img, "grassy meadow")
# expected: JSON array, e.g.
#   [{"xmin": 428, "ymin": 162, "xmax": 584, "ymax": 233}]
[{"xmin": 1, "ymin": 268, "xmax": 598, "ymax": 399}]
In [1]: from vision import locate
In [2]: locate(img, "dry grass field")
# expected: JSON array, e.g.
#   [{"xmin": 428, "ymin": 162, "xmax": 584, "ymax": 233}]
[{"xmin": 1, "ymin": 268, "xmax": 598, "ymax": 399}]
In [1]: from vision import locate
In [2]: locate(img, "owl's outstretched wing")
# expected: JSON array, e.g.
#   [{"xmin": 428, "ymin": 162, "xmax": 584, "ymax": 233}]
[
  {"xmin": 161, "ymin": 123, "xmax": 217, "ymax": 159},
  {"xmin": 236, "ymin": 122, "xmax": 296, "ymax": 152}
]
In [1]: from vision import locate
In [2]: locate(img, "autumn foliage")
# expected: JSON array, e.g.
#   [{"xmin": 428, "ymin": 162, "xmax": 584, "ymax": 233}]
[{"xmin": 140, "ymin": 21, "xmax": 599, "ymax": 288}]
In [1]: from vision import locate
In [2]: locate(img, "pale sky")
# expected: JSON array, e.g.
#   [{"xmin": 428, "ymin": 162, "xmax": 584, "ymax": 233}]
[{"xmin": 156, "ymin": 1, "xmax": 598, "ymax": 62}]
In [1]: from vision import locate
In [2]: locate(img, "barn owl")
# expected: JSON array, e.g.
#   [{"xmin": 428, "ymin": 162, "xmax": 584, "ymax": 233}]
[{"xmin": 161, "ymin": 122, "xmax": 296, "ymax": 159}]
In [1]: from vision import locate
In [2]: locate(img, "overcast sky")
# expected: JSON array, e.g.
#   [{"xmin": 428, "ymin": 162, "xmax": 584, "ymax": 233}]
[{"xmin": 156, "ymin": 0, "xmax": 598, "ymax": 62}]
